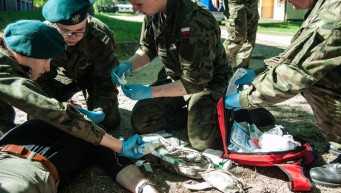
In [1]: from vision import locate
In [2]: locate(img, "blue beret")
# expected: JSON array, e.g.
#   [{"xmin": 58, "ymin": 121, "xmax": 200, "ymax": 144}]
[
  {"xmin": 43, "ymin": 0, "xmax": 91, "ymax": 25},
  {"xmin": 4, "ymin": 20, "xmax": 65, "ymax": 59}
]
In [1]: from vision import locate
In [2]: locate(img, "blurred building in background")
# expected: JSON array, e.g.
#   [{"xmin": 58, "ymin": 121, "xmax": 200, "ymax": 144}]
[
  {"xmin": 259, "ymin": 0, "xmax": 307, "ymax": 21},
  {"xmin": 0, "ymin": 0, "xmax": 34, "ymax": 11}
]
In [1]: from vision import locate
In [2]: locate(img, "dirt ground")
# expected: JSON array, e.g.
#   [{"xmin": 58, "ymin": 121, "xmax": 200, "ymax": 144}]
[{"xmin": 13, "ymin": 28, "xmax": 341, "ymax": 193}]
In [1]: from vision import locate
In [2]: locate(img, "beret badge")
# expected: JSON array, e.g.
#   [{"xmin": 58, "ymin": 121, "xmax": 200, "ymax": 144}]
[{"xmin": 72, "ymin": 14, "xmax": 80, "ymax": 24}]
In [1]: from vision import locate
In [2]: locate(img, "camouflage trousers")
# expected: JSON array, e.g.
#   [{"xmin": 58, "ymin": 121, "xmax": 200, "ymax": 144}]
[
  {"xmin": 131, "ymin": 75, "xmax": 221, "ymax": 151},
  {"xmin": 223, "ymin": 0, "xmax": 259, "ymax": 69},
  {"xmin": 303, "ymin": 88, "xmax": 341, "ymax": 150},
  {"xmin": 131, "ymin": 92, "xmax": 220, "ymax": 151},
  {"xmin": 0, "ymin": 100, "xmax": 16, "ymax": 133},
  {"xmin": 35, "ymin": 78, "xmax": 120, "ymax": 131}
]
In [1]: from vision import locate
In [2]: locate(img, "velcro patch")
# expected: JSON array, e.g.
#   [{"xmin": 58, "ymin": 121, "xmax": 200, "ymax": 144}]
[{"xmin": 181, "ymin": 27, "xmax": 191, "ymax": 36}]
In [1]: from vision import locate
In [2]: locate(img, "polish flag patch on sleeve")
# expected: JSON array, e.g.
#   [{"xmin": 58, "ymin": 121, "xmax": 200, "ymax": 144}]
[{"xmin": 181, "ymin": 27, "xmax": 191, "ymax": 36}]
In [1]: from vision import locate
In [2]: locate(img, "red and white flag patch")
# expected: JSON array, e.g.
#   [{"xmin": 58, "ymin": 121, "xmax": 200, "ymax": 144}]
[{"xmin": 181, "ymin": 27, "xmax": 191, "ymax": 36}]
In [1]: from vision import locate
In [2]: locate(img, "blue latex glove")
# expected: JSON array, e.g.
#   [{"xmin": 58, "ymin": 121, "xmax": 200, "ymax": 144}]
[
  {"xmin": 111, "ymin": 61, "xmax": 133, "ymax": 84},
  {"xmin": 224, "ymin": 93, "xmax": 241, "ymax": 111},
  {"xmin": 235, "ymin": 69, "xmax": 256, "ymax": 85},
  {"xmin": 121, "ymin": 134, "xmax": 145, "ymax": 159},
  {"xmin": 121, "ymin": 84, "xmax": 152, "ymax": 100},
  {"xmin": 78, "ymin": 107, "xmax": 105, "ymax": 124}
]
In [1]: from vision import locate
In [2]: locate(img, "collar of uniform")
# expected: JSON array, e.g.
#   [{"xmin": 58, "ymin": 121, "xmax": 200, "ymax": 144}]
[
  {"xmin": 166, "ymin": 0, "xmax": 177, "ymax": 16},
  {"xmin": 154, "ymin": 0, "xmax": 182, "ymax": 32}
]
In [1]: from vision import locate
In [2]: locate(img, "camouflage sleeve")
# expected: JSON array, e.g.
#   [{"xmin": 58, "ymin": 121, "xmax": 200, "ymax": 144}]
[
  {"xmin": 88, "ymin": 19, "xmax": 119, "ymax": 114},
  {"xmin": 139, "ymin": 16, "xmax": 158, "ymax": 60},
  {"xmin": 240, "ymin": 18, "xmax": 341, "ymax": 108},
  {"xmin": 178, "ymin": 10, "xmax": 222, "ymax": 93},
  {"xmin": 0, "ymin": 73, "xmax": 105, "ymax": 145}
]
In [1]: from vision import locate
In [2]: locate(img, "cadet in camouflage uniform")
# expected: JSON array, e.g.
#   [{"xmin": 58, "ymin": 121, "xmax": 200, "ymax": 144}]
[
  {"xmin": 36, "ymin": 0, "xmax": 120, "ymax": 130},
  {"xmin": 0, "ymin": 20, "xmax": 145, "ymax": 160},
  {"xmin": 212, "ymin": 0, "xmax": 259, "ymax": 69},
  {"xmin": 111, "ymin": 0, "xmax": 232, "ymax": 151},
  {"xmin": 225, "ymin": 0, "xmax": 341, "ymax": 187}
]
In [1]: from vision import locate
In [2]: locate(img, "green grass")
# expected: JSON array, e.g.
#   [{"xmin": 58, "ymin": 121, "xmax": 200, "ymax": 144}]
[
  {"xmin": 257, "ymin": 19, "xmax": 302, "ymax": 35},
  {"xmin": 95, "ymin": 13, "xmax": 142, "ymax": 42},
  {"xmin": 0, "ymin": 11, "xmax": 44, "ymax": 30},
  {"xmin": 0, "ymin": 12, "xmax": 142, "ymax": 42}
]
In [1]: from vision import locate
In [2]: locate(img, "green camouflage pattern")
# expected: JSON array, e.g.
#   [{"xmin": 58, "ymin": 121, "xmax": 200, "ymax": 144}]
[
  {"xmin": 36, "ymin": 16, "xmax": 120, "ymax": 130},
  {"xmin": 139, "ymin": 0, "xmax": 231, "ymax": 94},
  {"xmin": 132, "ymin": 75, "xmax": 222, "ymax": 151},
  {"xmin": 0, "ymin": 49, "xmax": 105, "ymax": 144},
  {"xmin": 133, "ymin": 0, "xmax": 231, "ymax": 150},
  {"xmin": 240, "ymin": 0, "xmax": 341, "ymax": 145},
  {"xmin": 222, "ymin": 0, "xmax": 259, "ymax": 69}
]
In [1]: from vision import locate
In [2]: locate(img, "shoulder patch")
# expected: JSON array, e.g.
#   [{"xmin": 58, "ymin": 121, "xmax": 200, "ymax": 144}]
[
  {"xmin": 101, "ymin": 35, "xmax": 110, "ymax": 45},
  {"xmin": 181, "ymin": 27, "xmax": 191, "ymax": 36}
]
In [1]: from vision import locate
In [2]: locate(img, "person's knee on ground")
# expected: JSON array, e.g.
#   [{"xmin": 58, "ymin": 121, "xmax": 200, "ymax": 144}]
[
  {"xmin": 188, "ymin": 127, "xmax": 220, "ymax": 151},
  {"xmin": 187, "ymin": 92, "xmax": 220, "ymax": 151},
  {"xmin": 131, "ymin": 97, "xmax": 187, "ymax": 134},
  {"xmin": 116, "ymin": 164, "xmax": 158, "ymax": 193}
]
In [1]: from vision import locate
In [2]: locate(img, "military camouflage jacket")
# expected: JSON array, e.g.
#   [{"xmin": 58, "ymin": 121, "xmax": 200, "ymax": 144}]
[
  {"xmin": 240, "ymin": 0, "xmax": 341, "ymax": 108},
  {"xmin": 0, "ymin": 49, "xmax": 105, "ymax": 144},
  {"xmin": 139, "ymin": 0, "xmax": 231, "ymax": 95},
  {"xmin": 43, "ymin": 16, "xmax": 119, "ymax": 113}
]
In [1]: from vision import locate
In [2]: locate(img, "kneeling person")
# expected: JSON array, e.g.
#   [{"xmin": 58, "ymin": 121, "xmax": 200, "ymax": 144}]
[{"xmin": 36, "ymin": 0, "xmax": 121, "ymax": 129}]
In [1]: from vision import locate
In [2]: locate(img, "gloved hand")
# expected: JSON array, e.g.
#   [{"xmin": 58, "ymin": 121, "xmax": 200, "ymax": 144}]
[
  {"xmin": 120, "ymin": 134, "xmax": 145, "ymax": 159},
  {"xmin": 235, "ymin": 69, "xmax": 256, "ymax": 85},
  {"xmin": 121, "ymin": 84, "xmax": 152, "ymax": 100},
  {"xmin": 111, "ymin": 61, "xmax": 133, "ymax": 84},
  {"xmin": 78, "ymin": 107, "xmax": 105, "ymax": 124},
  {"xmin": 224, "ymin": 93, "xmax": 241, "ymax": 111}
]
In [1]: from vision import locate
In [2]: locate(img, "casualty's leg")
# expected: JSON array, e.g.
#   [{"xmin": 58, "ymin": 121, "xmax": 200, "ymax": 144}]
[{"xmin": 116, "ymin": 164, "xmax": 158, "ymax": 193}]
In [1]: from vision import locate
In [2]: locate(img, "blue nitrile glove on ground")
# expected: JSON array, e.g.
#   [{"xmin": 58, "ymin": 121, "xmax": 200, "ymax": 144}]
[
  {"xmin": 121, "ymin": 84, "xmax": 152, "ymax": 100},
  {"xmin": 78, "ymin": 107, "xmax": 105, "ymax": 124},
  {"xmin": 235, "ymin": 69, "xmax": 256, "ymax": 85},
  {"xmin": 121, "ymin": 134, "xmax": 145, "ymax": 159},
  {"xmin": 225, "ymin": 93, "xmax": 241, "ymax": 111},
  {"xmin": 111, "ymin": 61, "xmax": 132, "ymax": 84}
]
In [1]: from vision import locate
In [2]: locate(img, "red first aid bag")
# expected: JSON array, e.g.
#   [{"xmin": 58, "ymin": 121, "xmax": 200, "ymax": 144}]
[{"xmin": 216, "ymin": 96, "xmax": 316, "ymax": 192}]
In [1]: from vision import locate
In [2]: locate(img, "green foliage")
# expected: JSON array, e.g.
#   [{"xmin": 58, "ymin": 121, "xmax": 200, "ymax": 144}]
[
  {"xmin": 33, "ymin": 0, "xmax": 48, "ymax": 8},
  {"xmin": 93, "ymin": 0, "xmax": 114, "ymax": 13},
  {"xmin": 95, "ymin": 0, "xmax": 113, "ymax": 6}
]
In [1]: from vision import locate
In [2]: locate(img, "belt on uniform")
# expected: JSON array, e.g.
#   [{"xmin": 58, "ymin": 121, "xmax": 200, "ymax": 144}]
[{"xmin": 0, "ymin": 144, "xmax": 60, "ymax": 185}]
